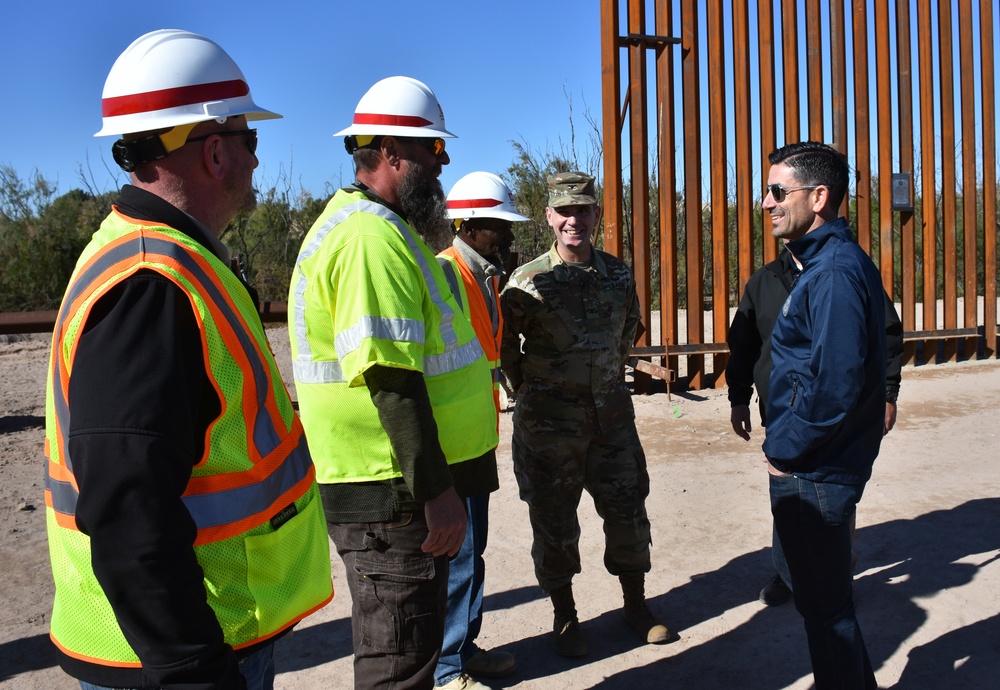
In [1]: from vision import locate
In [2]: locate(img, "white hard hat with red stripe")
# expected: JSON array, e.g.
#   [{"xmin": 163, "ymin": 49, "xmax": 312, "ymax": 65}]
[
  {"xmin": 446, "ymin": 171, "xmax": 529, "ymax": 222},
  {"xmin": 95, "ymin": 29, "xmax": 280, "ymax": 137},
  {"xmin": 335, "ymin": 76, "xmax": 455, "ymax": 139}
]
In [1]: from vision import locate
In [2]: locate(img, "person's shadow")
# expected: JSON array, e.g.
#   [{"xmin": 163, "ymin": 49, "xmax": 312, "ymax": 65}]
[
  {"xmin": 0, "ymin": 414, "xmax": 43, "ymax": 434},
  {"xmin": 0, "ymin": 633, "xmax": 58, "ymax": 683},
  {"xmin": 894, "ymin": 613, "xmax": 1000, "ymax": 688},
  {"xmin": 582, "ymin": 496, "xmax": 1000, "ymax": 689},
  {"xmin": 10, "ymin": 499, "xmax": 993, "ymax": 688},
  {"xmin": 276, "ymin": 499, "xmax": 999, "ymax": 688}
]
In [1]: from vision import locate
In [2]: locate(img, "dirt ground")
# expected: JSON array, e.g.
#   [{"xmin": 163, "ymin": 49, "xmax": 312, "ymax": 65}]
[{"xmin": 2, "ymin": 326, "xmax": 999, "ymax": 689}]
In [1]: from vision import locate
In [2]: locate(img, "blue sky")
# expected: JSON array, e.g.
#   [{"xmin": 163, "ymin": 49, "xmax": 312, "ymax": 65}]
[
  {"xmin": 2, "ymin": 1, "xmax": 604, "ymax": 200},
  {"xmin": 5, "ymin": 2, "xmax": 996, "ymax": 209}
]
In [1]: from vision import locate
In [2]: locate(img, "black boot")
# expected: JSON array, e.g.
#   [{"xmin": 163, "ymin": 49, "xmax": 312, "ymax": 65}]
[
  {"xmin": 550, "ymin": 584, "xmax": 587, "ymax": 658},
  {"xmin": 620, "ymin": 573, "xmax": 671, "ymax": 644}
]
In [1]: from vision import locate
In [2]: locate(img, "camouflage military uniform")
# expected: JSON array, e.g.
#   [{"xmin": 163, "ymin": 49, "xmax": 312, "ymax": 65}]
[{"xmin": 500, "ymin": 242, "xmax": 651, "ymax": 593}]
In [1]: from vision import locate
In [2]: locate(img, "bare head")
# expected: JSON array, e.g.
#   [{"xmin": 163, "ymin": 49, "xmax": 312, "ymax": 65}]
[{"xmin": 763, "ymin": 142, "xmax": 848, "ymax": 241}]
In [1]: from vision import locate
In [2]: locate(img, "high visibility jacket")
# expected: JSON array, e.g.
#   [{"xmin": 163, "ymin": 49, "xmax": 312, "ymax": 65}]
[
  {"xmin": 438, "ymin": 245, "xmax": 503, "ymax": 418},
  {"xmin": 288, "ymin": 188, "xmax": 498, "ymax": 484},
  {"xmin": 44, "ymin": 212, "xmax": 333, "ymax": 667}
]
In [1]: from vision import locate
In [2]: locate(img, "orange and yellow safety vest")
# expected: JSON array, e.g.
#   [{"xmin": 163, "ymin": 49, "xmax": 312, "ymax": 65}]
[{"xmin": 45, "ymin": 212, "xmax": 332, "ymax": 666}]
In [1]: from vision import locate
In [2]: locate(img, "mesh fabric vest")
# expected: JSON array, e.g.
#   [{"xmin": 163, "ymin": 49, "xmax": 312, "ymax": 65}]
[
  {"xmin": 45, "ymin": 211, "xmax": 333, "ymax": 666},
  {"xmin": 288, "ymin": 189, "xmax": 498, "ymax": 484}
]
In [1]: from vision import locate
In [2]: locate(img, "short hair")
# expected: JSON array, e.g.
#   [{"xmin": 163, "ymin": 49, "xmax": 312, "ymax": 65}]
[
  {"xmin": 353, "ymin": 147, "xmax": 382, "ymax": 174},
  {"xmin": 769, "ymin": 141, "xmax": 849, "ymax": 209}
]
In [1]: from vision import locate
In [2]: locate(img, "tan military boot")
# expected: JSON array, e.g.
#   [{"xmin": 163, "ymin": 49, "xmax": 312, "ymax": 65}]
[{"xmin": 620, "ymin": 573, "xmax": 671, "ymax": 644}]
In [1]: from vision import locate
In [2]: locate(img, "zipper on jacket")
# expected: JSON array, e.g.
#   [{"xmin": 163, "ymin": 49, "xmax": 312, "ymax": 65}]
[{"xmin": 789, "ymin": 376, "xmax": 799, "ymax": 407}]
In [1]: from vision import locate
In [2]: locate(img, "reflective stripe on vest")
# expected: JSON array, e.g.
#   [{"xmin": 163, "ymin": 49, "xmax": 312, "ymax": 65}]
[
  {"xmin": 290, "ymin": 199, "xmax": 482, "ymax": 384},
  {"xmin": 45, "ymin": 229, "xmax": 314, "ymax": 545}
]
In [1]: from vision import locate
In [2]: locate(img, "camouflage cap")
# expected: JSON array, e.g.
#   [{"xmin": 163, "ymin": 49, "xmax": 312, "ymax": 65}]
[{"xmin": 547, "ymin": 171, "xmax": 598, "ymax": 208}]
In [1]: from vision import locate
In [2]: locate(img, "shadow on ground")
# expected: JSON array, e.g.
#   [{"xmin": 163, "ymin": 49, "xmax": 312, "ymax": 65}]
[
  {"xmin": 585, "ymin": 497, "xmax": 1000, "ymax": 689},
  {"xmin": 0, "ymin": 633, "xmax": 58, "ymax": 683},
  {"xmin": 7, "ymin": 499, "xmax": 993, "ymax": 688},
  {"xmin": 274, "ymin": 497, "xmax": 1000, "ymax": 689},
  {"xmin": 0, "ymin": 414, "xmax": 43, "ymax": 433},
  {"xmin": 275, "ymin": 584, "xmax": 547, "ymax": 674}
]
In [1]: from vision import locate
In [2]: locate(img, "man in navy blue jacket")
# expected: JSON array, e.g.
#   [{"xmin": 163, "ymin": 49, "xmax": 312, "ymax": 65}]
[
  {"xmin": 726, "ymin": 246, "xmax": 903, "ymax": 607},
  {"xmin": 761, "ymin": 142, "xmax": 885, "ymax": 690}
]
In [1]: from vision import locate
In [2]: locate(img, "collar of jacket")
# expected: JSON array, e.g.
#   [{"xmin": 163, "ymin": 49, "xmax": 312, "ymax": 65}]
[
  {"xmin": 452, "ymin": 236, "xmax": 502, "ymax": 279},
  {"xmin": 785, "ymin": 217, "xmax": 852, "ymax": 270},
  {"xmin": 345, "ymin": 181, "xmax": 408, "ymax": 224},
  {"xmin": 546, "ymin": 242, "xmax": 608, "ymax": 281}
]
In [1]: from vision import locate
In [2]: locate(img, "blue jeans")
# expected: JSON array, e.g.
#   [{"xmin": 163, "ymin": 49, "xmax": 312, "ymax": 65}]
[
  {"xmin": 435, "ymin": 494, "xmax": 489, "ymax": 686},
  {"xmin": 79, "ymin": 641, "xmax": 275, "ymax": 690},
  {"xmin": 772, "ymin": 521, "xmax": 793, "ymax": 588},
  {"xmin": 769, "ymin": 474, "xmax": 877, "ymax": 690},
  {"xmin": 329, "ymin": 512, "xmax": 449, "ymax": 690},
  {"xmin": 773, "ymin": 511, "xmax": 858, "ymax": 590}
]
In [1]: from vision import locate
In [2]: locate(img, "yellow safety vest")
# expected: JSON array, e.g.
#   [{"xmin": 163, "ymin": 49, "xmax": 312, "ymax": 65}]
[
  {"xmin": 288, "ymin": 188, "xmax": 498, "ymax": 484},
  {"xmin": 45, "ymin": 211, "xmax": 333, "ymax": 666}
]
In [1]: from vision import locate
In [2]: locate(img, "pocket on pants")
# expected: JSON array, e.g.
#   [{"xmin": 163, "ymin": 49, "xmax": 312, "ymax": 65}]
[
  {"xmin": 812, "ymin": 480, "xmax": 863, "ymax": 526},
  {"xmin": 353, "ymin": 553, "xmax": 439, "ymax": 654}
]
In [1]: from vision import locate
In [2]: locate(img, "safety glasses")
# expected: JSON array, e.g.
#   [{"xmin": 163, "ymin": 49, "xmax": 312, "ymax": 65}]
[
  {"xmin": 187, "ymin": 128, "xmax": 258, "ymax": 155},
  {"xmin": 763, "ymin": 183, "xmax": 819, "ymax": 203},
  {"xmin": 411, "ymin": 137, "xmax": 446, "ymax": 157}
]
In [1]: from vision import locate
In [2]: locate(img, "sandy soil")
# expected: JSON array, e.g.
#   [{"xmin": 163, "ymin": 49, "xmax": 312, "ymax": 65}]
[{"xmin": 2, "ymin": 327, "xmax": 999, "ymax": 689}]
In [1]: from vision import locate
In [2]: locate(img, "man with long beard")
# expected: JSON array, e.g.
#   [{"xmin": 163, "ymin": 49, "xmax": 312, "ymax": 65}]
[{"xmin": 287, "ymin": 76, "xmax": 499, "ymax": 690}]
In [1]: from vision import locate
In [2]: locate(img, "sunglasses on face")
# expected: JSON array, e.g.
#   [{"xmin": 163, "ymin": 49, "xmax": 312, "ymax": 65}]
[
  {"xmin": 411, "ymin": 137, "xmax": 446, "ymax": 157},
  {"xmin": 466, "ymin": 221, "xmax": 512, "ymax": 235},
  {"xmin": 763, "ymin": 183, "xmax": 819, "ymax": 203},
  {"xmin": 187, "ymin": 128, "xmax": 258, "ymax": 155}
]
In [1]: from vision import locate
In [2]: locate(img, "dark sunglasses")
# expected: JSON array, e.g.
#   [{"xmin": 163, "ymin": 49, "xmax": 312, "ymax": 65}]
[
  {"xmin": 763, "ymin": 183, "xmax": 819, "ymax": 203},
  {"xmin": 187, "ymin": 128, "xmax": 258, "ymax": 155},
  {"xmin": 410, "ymin": 137, "xmax": 446, "ymax": 157},
  {"xmin": 465, "ymin": 220, "xmax": 513, "ymax": 235}
]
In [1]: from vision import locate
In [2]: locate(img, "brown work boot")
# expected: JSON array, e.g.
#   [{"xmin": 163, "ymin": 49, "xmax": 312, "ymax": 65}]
[
  {"xmin": 550, "ymin": 584, "xmax": 588, "ymax": 658},
  {"xmin": 620, "ymin": 573, "xmax": 671, "ymax": 644},
  {"xmin": 463, "ymin": 648, "xmax": 516, "ymax": 678}
]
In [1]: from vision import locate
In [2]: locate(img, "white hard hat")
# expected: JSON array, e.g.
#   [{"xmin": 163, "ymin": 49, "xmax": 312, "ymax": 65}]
[
  {"xmin": 335, "ymin": 76, "xmax": 455, "ymax": 139},
  {"xmin": 447, "ymin": 172, "xmax": 529, "ymax": 222},
  {"xmin": 95, "ymin": 29, "xmax": 280, "ymax": 137}
]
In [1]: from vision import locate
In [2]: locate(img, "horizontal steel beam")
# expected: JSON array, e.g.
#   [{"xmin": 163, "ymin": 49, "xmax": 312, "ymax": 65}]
[
  {"xmin": 619, "ymin": 33, "xmax": 682, "ymax": 47},
  {"xmin": 2, "ymin": 309, "xmax": 996, "ymax": 349},
  {"xmin": 0, "ymin": 303, "xmax": 289, "ymax": 336}
]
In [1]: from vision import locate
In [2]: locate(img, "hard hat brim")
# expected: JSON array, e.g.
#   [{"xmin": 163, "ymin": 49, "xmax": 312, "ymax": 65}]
[
  {"xmin": 447, "ymin": 208, "xmax": 530, "ymax": 222},
  {"xmin": 95, "ymin": 103, "xmax": 281, "ymax": 138}
]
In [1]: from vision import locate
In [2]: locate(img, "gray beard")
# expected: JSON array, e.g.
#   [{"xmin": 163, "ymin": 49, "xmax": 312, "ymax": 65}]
[
  {"xmin": 226, "ymin": 173, "xmax": 258, "ymax": 217},
  {"xmin": 398, "ymin": 162, "xmax": 452, "ymax": 252}
]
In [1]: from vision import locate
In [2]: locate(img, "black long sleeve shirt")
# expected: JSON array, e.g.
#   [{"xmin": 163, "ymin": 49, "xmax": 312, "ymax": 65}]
[{"xmin": 60, "ymin": 185, "xmax": 253, "ymax": 689}]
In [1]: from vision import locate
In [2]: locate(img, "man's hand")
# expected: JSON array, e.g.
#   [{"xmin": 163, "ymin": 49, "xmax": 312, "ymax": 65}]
[
  {"xmin": 884, "ymin": 401, "xmax": 897, "ymax": 436},
  {"xmin": 731, "ymin": 404, "xmax": 752, "ymax": 441},
  {"xmin": 421, "ymin": 486, "xmax": 467, "ymax": 557}
]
